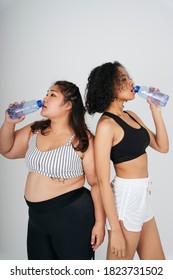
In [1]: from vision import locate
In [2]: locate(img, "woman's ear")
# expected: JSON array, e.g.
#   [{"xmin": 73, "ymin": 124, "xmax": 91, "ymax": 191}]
[{"xmin": 65, "ymin": 101, "xmax": 72, "ymax": 111}]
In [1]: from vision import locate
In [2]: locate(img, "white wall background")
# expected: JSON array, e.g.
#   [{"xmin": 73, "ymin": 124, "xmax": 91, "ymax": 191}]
[{"xmin": 0, "ymin": 0, "xmax": 172, "ymax": 260}]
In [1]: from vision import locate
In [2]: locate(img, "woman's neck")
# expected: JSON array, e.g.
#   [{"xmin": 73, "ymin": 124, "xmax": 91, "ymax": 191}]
[
  {"xmin": 106, "ymin": 101, "xmax": 125, "ymax": 116},
  {"xmin": 49, "ymin": 118, "xmax": 72, "ymax": 135}
]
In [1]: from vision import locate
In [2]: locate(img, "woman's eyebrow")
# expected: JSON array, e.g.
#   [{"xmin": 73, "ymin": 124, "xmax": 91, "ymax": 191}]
[{"xmin": 47, "ymin": 89, "xmax": 60, "ymax": 93}]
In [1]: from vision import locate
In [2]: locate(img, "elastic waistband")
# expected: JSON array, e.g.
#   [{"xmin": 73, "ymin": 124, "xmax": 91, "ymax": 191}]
[
  {"xmin": 112, "ymin": 176, "xmax": 150, "ymax": 187},
  {"xmin": 25, "ymin": 187, "xmax": 87, "ymax": 214}
]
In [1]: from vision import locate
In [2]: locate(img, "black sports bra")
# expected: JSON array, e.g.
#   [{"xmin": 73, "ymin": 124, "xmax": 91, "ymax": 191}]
[{"xmin": 103, "ymin": 111, "xmax": 150, "ymax": 164}]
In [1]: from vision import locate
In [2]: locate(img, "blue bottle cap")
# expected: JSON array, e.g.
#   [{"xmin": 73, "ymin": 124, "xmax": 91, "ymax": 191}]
[
  {"xmin": 134, "ymin": 85, "xmax": 140, "ymax": 93},
  {"xmin": 37, "ymin": 100, "xmax": 44, "ymax": 107}
]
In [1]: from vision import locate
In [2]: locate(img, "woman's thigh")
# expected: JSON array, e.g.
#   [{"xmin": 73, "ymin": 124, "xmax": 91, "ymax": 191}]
[
  {"xmin": 137, "ymin": 217, "xmax": 165, "ymax": 260},
  {"xmin": 27, "ymin": 219, "xmax": 58, "ymax": 260},
  {"xmin": 47, "ymin": 187, "xmax": 95, "ymax": 260}
]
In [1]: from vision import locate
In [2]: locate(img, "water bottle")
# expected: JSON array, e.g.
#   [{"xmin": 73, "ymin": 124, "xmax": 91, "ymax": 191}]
[
  {"xmin": 7, "ymin": 100, "xmax": 43, "ymax": 119},
  {"xmin": 134, "ymin": 85, "xmax": 169, "ymax": 107}
]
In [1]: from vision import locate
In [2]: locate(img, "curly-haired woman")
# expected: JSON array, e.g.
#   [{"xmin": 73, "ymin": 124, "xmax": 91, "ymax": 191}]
[
  {"xmin": 85, "ymin": 61, "xmax": 169, "ymax": 260},
  {"xmin": 0, "ymin": 80, "xmax": 105, "ymax": 260}
]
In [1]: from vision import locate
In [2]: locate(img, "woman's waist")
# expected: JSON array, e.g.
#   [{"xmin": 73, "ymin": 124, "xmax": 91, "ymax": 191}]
[
  {"xmin": 25, "ymin": 187, "xmax": 90, "ymax": 214},
  {"xmin": 25, "ymin": 172, "xmax": 85, "ymax": 202},
  {"xmin": 110, "ymin": 176, "xmax": 152, "ymax": 193},
  {"xmin": 114, "ymin": 154, "xmax": 148, "ymax": 178}
]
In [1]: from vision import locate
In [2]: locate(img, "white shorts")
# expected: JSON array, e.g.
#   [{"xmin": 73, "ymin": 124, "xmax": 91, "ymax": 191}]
[{"xmin": 106, "ymin": 176, "xmax": 154, "ymax": 232}]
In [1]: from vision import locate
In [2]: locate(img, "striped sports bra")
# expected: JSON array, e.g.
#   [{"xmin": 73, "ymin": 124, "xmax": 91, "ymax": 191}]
[{"xmin": 25, "ymin": 132, "xmax": 84, "ymax": 181}]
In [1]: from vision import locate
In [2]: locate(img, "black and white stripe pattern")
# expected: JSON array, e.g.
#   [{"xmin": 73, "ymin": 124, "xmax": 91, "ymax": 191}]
[{"xmin": 25, "ymin": 133, "xmax": 84, "ymax": 179}]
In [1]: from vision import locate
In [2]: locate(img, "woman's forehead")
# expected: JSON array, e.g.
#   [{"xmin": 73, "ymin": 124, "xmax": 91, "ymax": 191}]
[
  {"xmin": 118, "ymin": 66, "xmax": 127, "ymax": 75},
  {"xmin": 48, "ymin": 85, "xmax": 61, "ymax": 92}
]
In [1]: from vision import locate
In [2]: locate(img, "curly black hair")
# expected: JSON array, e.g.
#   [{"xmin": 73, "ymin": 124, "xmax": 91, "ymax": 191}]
[
  {"xmin": 85, "ymin": 61, "xmax": 125, "ymax": 114},
  {"xmin": 31, "ymin": 81, "xmax": 90, "ymax": 152}
]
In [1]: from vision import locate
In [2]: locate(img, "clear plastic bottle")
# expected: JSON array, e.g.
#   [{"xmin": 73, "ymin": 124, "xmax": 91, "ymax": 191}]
[
  {"xmin": 7, "ymin": 100, "xmax": 43, "ymax": 119},
  {"xmin": 134, "ymin": 85, "xmax": 169, "ymax": 107}
]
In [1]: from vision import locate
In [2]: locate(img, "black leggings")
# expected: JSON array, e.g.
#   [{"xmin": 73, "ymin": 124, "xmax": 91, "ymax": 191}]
[{"xmin": 25, "ymin": 187, "xmax": 95, "ymax": 260}]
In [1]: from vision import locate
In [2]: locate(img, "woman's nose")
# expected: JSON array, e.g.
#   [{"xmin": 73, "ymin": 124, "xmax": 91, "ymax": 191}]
[{"xmin": 43, "ymin": 95, "xmax": 48, "ymax": 102}]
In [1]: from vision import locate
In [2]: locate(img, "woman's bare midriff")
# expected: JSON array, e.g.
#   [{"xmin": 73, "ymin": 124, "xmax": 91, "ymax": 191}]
[
  {"xmin": 24, "ymin": 173, "xmax": 85, "ymax": 202},
  {"xmin": 115, "ymin": 153, "xmax": 149, "ymax": 178}
]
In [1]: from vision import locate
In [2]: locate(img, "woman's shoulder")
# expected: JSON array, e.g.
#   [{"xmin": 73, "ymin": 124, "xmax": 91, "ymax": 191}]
[
  {"xmin": 97, "ymin": 113, "xmax": 120, "ymax": 130},
  {"xmin": 95, "ymin": 115, "xmax": 115, "ymax": 140},
  {"xmin": 13, "ymin": 122, "xmax": 34, "ymax": 148},
  {"xmin": 17, "ymin": 122, "xmax": 33, "ymax": 135},
  {"xmin": 125, "ymin": 110, "xmax": 141, "ymax": 120}
]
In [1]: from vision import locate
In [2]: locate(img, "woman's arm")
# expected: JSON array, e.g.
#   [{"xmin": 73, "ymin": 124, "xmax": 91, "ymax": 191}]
[
  {"xmin": 94, "ymin": 117, "xmax": 126, "ymax": 258},
  {"xmin": 0, "ymin": 111, "xmax": 32, "ymax": 159},
  {"xmin": 82, "ymin": 133, "xmax": 105, "ymax": 251},
  {"xmin": 147, "ymin": 98, "xmax": 169, "ymax": 152}
]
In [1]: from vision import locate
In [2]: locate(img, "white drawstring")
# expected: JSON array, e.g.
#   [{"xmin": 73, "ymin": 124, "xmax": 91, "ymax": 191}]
[{"xmin": 148, "ymin": 181, "xmax": 153, "ymax": 195}]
